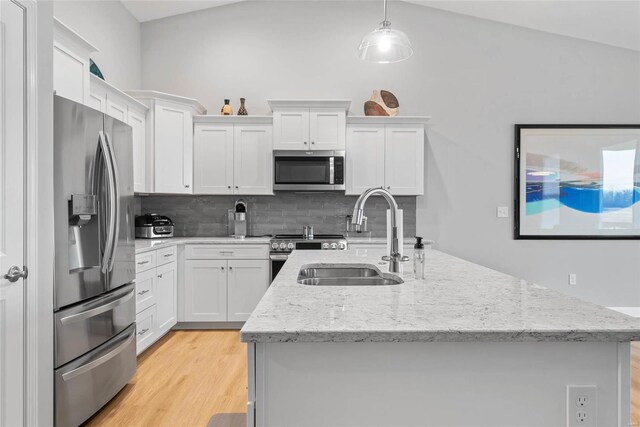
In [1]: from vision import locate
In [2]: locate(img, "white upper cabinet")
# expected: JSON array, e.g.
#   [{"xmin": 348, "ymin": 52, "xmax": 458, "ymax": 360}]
[
  {"xmin": 384, "ymin": 126, "xmax": 424, "ymax": 195},
  {"xmin": 346, "ymin": 125, "xmax": 385, "ymax": 195},
  {"xmin": 128, "ymin": 108, "xmax": 147, "ymax": 193},
  {"xmin": 128, "ymin": 91, "xmax": 206, "ymax": 194},
  {"xmin": 269, "ymin": 100, "xmax": 350, "ymax": 150},
  {"xmin": 345, "ymin": 118, "xmax": 428, "ymax": 196},
  {"xmin": 193, "ymin": 117, "xmax": 273, "ymax": 196},
  {"xmin": 106, "ymin": 95, "xmax": 128, "ymax": 123},
  {"xmin": 234, "ymin": 125, "xmax": 273, "ymax": 195},
  {"xmin": 273, "ymin": 108, "xmax": 309, "ymax": 150},
  {"xmin": 53, "ymin": 19, "xmax": 97, "ymax": 105},
  {"xmin": 194, "ymin": 123, "xmax": 234, "ymax": 194}
]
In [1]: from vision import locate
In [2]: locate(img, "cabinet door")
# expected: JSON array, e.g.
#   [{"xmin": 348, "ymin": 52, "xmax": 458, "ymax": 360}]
[
  {"xmin": 193, "ymin": 124, "xmax": 234, "ymax": 194},
  {"xmin": 273, "ymin": 108, "xmax": 309, "ymax": 150},
  {"xmin": 128, "ymin": 109, "xmax": 147, "ymax": 193},
  {"xmin": 88, "ymin": 87, "xmax": 107, "ymax": 113},
  {"xmin": 234, "ymin": 125, "xmax": 273, "ymax": 195},
  {"xmin": 227, "ymin": 259, "xmax": 269, "ymax": 322},
  {"xmin": 106, "ymin": 96, "xmax": 128, "ymax": 122},
  {"xmin": 345, "ymin": 125, "xmax": 385, "ymax": 195},
  {"xmin": 136, "ymin": 304, "xmax": 157, "ymax": 355},
  {"xmin": 135, "ymin": 268, "xmax": 156, "ymax": 314},
  {"xmin": 309, "ymin": 108, "xmax": 345, "ymax": 150},
  {"xmin": 154, "ymin": 101, "xmax": 193, "ymax": 194},
  {"xmin": 183, "ymin": 260, "xmax": 227, "ymax": 321},
  {"xmin": 156, "ymin": 261, "xmax": 177, "ymax": 335},
  {"xmin": 384, "ymin": 126, "xmax": 424, "ymax": 195}
]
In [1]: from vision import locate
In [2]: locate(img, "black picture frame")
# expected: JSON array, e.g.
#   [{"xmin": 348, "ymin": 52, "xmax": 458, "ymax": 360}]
[{"xmin": 514, "ymin": 124, "xmax": 640, "ymax": 240}]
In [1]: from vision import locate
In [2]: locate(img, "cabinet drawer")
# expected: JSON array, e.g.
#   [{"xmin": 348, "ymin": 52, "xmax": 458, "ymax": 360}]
[
  {"xmin": 185, "ymin": 244, "xmax": 269, "ymax": 260},
  {"xmin": 135, "ymin": 269, "xmax": 156, "ymax": 314},
  {"xmin": 135, "ymin": 251, "xmax": 156, "ymax": 273},
  {"xmin": 136, "ymin": 305, "xmax": 157, "ymax": 355},
  {"xmin": 156, "ymin": 246, "xmax": 177, "ymax": 266}
]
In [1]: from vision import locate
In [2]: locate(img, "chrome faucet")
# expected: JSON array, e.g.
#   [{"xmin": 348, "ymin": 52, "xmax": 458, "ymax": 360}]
[{"xmin": 352, "ymin": 187, "xmax": 409, "ymax": 273}]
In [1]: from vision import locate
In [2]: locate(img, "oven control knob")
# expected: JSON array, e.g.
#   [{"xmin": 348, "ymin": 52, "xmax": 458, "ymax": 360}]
[
  {"xmin": 330, "ymin": 243, "xmax": 337, "ymax": 249},
  {"xmin": 287, "ymin": 243, "xmax": 295, "ymax": 249},
  {"xmin": 279, "ymin": 243, "xmax": 287, "ymax": 249},
  {"xmin": 338, "ymin": 242, "xmax": 345, "ymax": 250},
  {"xmin": 322, "ymin": 243, "xmax": 330, "ymax": 249},
  {"xmin": 272, "ymin": 242, "xmax": 279, "ymax": 250}
]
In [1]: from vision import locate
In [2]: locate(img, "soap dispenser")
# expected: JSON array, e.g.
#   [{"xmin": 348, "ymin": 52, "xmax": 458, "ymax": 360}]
[{"xmin": 413, "ymin": 236, "xmax": 425, "ymax": 280}]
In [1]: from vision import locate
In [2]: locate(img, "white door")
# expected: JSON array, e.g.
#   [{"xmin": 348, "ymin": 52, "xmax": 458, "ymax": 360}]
[
  {"xmin": 193, "ymin": 124, "xmax": 234, "ymax": 194},
  {"xmin": 154, "ymin": 101, "xmax": 192, "ymax": 193},
  {"xmin": 345, "ymin": 125, "xmax": 385, "ymax": 195},
  {"xmin": 156, "ymin": 262, "xmax": 177, "ymax": 335},
  {"xmin": 183, "ymin": 260, "xmax": 227, "ymax": 321},
  {"xmin": 384, "ymin": 126, "xmax": 424, "ymax": 196},
  {"xmin": 106, "ymin": 96, "xmax": 127, "ymax": 122},
  {"xmin": 309, "ymin": 108, "xmax": 345, "ymax": 150},
  {"xmin": 0, "ymin": 1, "xmax": 27, "ymax": 424},
  {"xmin": 227, "ymin": 260, "xmax": 269, "ymax": 322},
  {"xmin": 128, "ymin": 109, "xmax": 146, "ymax": 193},
  {"xmin": 273, "ymin": 108, "xmax": 309, "ymax": 150},
  {"xmin": 234, "ymin": 125, "xmax": 273, "ymax": 195}
]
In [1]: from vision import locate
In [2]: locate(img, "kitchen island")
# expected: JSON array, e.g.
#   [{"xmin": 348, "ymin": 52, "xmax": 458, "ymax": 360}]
[{"xmin": 241, "ymin": 249, "xmax": 640, "ymax": 427}]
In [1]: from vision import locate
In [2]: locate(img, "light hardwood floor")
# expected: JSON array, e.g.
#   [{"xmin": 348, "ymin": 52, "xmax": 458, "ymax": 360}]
[
  {"xmin": 86, "ymin": 332, "xmax": 640, "ymax": 426},
  {"xmin": 85, "ymin": 330, "xmax": 247, "ymax": 427}
]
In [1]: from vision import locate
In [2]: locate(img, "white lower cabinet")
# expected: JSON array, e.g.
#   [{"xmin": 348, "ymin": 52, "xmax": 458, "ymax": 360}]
[
  {"xmin": 183, "ymin": 244, "xmax": 270, "ymax": 323},
  {"xmin": 227, "ymin": 260, "xmax": 270, "ymax": 322},
  {"xmin": 183, "ymin": 259, "xmax": 228, "ymax": 322},
  {"xmin": 134, "ymin": 247, "xmax": 177, "ymax": 355}
]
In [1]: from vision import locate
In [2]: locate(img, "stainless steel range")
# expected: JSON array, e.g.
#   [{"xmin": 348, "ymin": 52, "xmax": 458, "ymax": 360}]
[{"xmin": 269, "ymin": 234, "xmax": 347, "ymax": 282}]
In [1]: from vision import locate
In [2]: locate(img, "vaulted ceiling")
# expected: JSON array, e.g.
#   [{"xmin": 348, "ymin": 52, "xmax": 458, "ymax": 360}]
[{"xmin": 120, "ymin": 0, "xmax": 640, "ymax": 52}]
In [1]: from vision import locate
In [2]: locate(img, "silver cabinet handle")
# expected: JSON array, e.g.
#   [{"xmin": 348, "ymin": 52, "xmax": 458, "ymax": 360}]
[
  {"xmin": 227, "ymin": 186, "xmax": 231, "ymax": 189},
  {"xmin": 59, "ymin": 291, "xmax": 134, "ymax": 325},
  {"xmin": 311, "ymin": 141, "xmax": 315, "ymax": 145},
  {"xmin": 158, "ymin": 274, "xmax": 163, "ymax": 278},
  {"xmin": 221, "ymin": 266, "xmax": 225, "ymax": 270},
  {"xmin": 220, "ymin": 251, "xmax": 234, "ymax": 254},
  {"xmin": 387, "ymin": 186, "xmax": 391, "ymax": 189},
  {"xmin": 235, "ymin": 186, "xmax": 239, "ymax": 189},
  {"xmin": 303, "ymin": 141, "xmax": 308, "ymax": 145},
  {"xmin": 229, "ymin": 266, "xmax": 233, "ymax": 271},
  {"xmin": 137, "ymin": 289, "xmax": 149, "ymax": 296},
  {"xmin": 137, "ymin": 328, "xmax": 149, "ymax": 336},
  {"xmin": 137, "ymin": 260, "xmax": 149, "ymax": 265},
  {"xmin": 61, "ymin": 332, "xmax": 135, "ymax": 381},
  {"xmin": 163, "ymin": 254, "xmax": 173, "ymax": 258},
  {"xmin": 4, "ymin": 266, "xmax": 28, "ymax": 283},
  {"xmin": 184, "ymin": 184, "xmax": 190, "ymax": 188}
]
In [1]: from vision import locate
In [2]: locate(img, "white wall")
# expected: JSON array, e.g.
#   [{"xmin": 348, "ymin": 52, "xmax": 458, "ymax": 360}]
[
  {"xmin": 141, "ymin": 1, "xmax": 640, "ymax": 306},
  {"xmin": 54, "ymin": 0, "xmax": 141, "ymax": 89}
]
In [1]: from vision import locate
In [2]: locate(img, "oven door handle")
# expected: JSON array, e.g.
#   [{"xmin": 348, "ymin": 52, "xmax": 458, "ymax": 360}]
[{"xmin": 269, "ymin": 254, "xmax": 289, "ymax": 261}]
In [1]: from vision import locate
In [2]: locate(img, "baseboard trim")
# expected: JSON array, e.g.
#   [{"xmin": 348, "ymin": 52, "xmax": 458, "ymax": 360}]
[
  {"xmin": 608, "ymin": 307, "xmax": 640, "ymax": 318},
  {"xmin": 174, "ymin": 321, "xmax": 245, "ymax": 330}
]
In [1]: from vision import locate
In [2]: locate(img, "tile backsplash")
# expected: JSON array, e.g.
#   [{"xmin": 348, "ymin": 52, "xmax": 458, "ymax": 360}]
[{"xmin": 136, "ymin": 193, "xmax": 416, "ymax": 238}]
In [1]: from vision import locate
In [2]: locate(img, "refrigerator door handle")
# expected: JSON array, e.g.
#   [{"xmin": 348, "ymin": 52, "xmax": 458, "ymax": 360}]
[
  {"xmin": 104, "ymin": 132, "xmax": 120, "ymax": 273},
  {"xmin": 61, "ymin": 332, "xmax": 135, "ymax": 382},
  {"xmin": 98, "ymin": 131, "xmax": 116, "ymax": 274}
]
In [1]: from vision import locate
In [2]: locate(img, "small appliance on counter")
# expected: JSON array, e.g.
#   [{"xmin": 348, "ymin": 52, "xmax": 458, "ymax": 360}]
[
  {"xmin": 228, "ymin": 199, "xmax": 248, "ymax": 239},
  {"xmin": 135, "ymin": 214, "xmax": 175, "ymax": 239}
]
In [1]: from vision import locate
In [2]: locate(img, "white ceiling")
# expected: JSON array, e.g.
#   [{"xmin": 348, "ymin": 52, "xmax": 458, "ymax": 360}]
[{"xmin": 121, "ymin": 0, "xmax": 640, "ymax": 52}]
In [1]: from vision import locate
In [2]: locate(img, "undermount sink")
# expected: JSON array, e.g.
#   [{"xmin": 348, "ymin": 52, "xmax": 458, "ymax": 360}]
[{"xmin": 297, "ymin": 264, "xmax": 403, "ymax": 286}]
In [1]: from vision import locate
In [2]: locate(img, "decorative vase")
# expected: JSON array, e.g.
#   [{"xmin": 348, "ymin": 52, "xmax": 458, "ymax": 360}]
[
  {"xmin": 364, "ymin": 90, "xmax": 399, "ymax": 116},
  {"xmin": 221, "ymin": 99, "xmax": 233, "ymax": 115},
  {"xmin": 237, "ymin": 98, "xmax": 248, "ymax": 116}
]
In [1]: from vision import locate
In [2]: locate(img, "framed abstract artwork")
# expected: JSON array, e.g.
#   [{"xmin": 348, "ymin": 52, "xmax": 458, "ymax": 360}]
[{"xmin": 515, "ymin": 125, "xmax": 640, "ymax": 239}]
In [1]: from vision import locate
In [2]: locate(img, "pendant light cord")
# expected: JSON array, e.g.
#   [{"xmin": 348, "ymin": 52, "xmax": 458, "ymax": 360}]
[{"xmin": 381, "ymin": 0, "xmax": 390, "ymax": 28}]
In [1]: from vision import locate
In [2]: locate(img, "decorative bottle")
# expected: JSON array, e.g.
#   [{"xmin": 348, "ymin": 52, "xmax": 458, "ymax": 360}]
[
  {"xmin": 221, "ymin": 99, "xmax": 233, "ymax": 115},
  {"xmin": 413, "ymin": 236, "xmax": 425, "ymax": 280},
  {"xmin": 237, "ymin": 98, "xmax": 248, "ymax": 115}
]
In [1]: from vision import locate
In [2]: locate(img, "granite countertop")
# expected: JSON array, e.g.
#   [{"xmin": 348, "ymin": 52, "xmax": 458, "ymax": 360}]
[
  {"xmin": 135, "ymin": 236, "xmax": 271, "ymax": 253},
  {"xmin": 346, "ymin": 236, "xmax": 434, "ymax": 245},
  {"xmin": 240, "ymin": 249, "xmax": 640, "ymax": 343}
]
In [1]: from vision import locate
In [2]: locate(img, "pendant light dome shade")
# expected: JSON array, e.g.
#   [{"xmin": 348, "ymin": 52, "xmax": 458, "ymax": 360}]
[
  {"xmin": 358, "ymin": 23, "xmax": 413, "ymax": 63},
  {"xmin": 358, "ymin": 0, "xmax": 412, "ymax": 63}
]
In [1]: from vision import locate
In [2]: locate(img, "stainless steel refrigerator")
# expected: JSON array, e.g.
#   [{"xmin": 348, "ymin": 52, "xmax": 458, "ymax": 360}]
[{"xmin": 53, "ymin": 95, "xmax": 136, "ymax": 427}]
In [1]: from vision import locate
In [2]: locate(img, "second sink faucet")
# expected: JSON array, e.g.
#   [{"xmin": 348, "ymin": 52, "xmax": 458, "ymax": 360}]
[{"xmin": 351, "ymin": 187, "xmax": 409, "ymax": 273}]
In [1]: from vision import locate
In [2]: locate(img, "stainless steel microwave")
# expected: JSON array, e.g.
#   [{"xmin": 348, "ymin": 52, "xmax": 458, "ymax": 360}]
[{"xmin": 273, "ymin": 150, "xmax": 345, "ymax": 191}]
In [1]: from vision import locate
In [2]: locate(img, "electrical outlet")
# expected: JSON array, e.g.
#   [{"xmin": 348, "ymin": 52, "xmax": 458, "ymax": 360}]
[
  {"xmin": 567, "ymin": 385, "xmax": 597, "ymax": 427},
  {"xmin": 569, "ymin": 273, "xmax": 577, "ymax": 285},
  {"xmin": 497, "ymin": 206, "xmax": 509, "ymax": 218}
]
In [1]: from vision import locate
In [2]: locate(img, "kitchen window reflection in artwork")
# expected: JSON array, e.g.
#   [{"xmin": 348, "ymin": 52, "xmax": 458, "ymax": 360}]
[{"xmin": 515, "ymin": 124, "xmax": 640, "ymax": 239}]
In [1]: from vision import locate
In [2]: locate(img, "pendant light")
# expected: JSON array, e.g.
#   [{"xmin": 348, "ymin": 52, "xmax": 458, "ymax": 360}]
[{"xmin": 358, "ymin": 0, "xmax": 413, "ymax": 64}]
